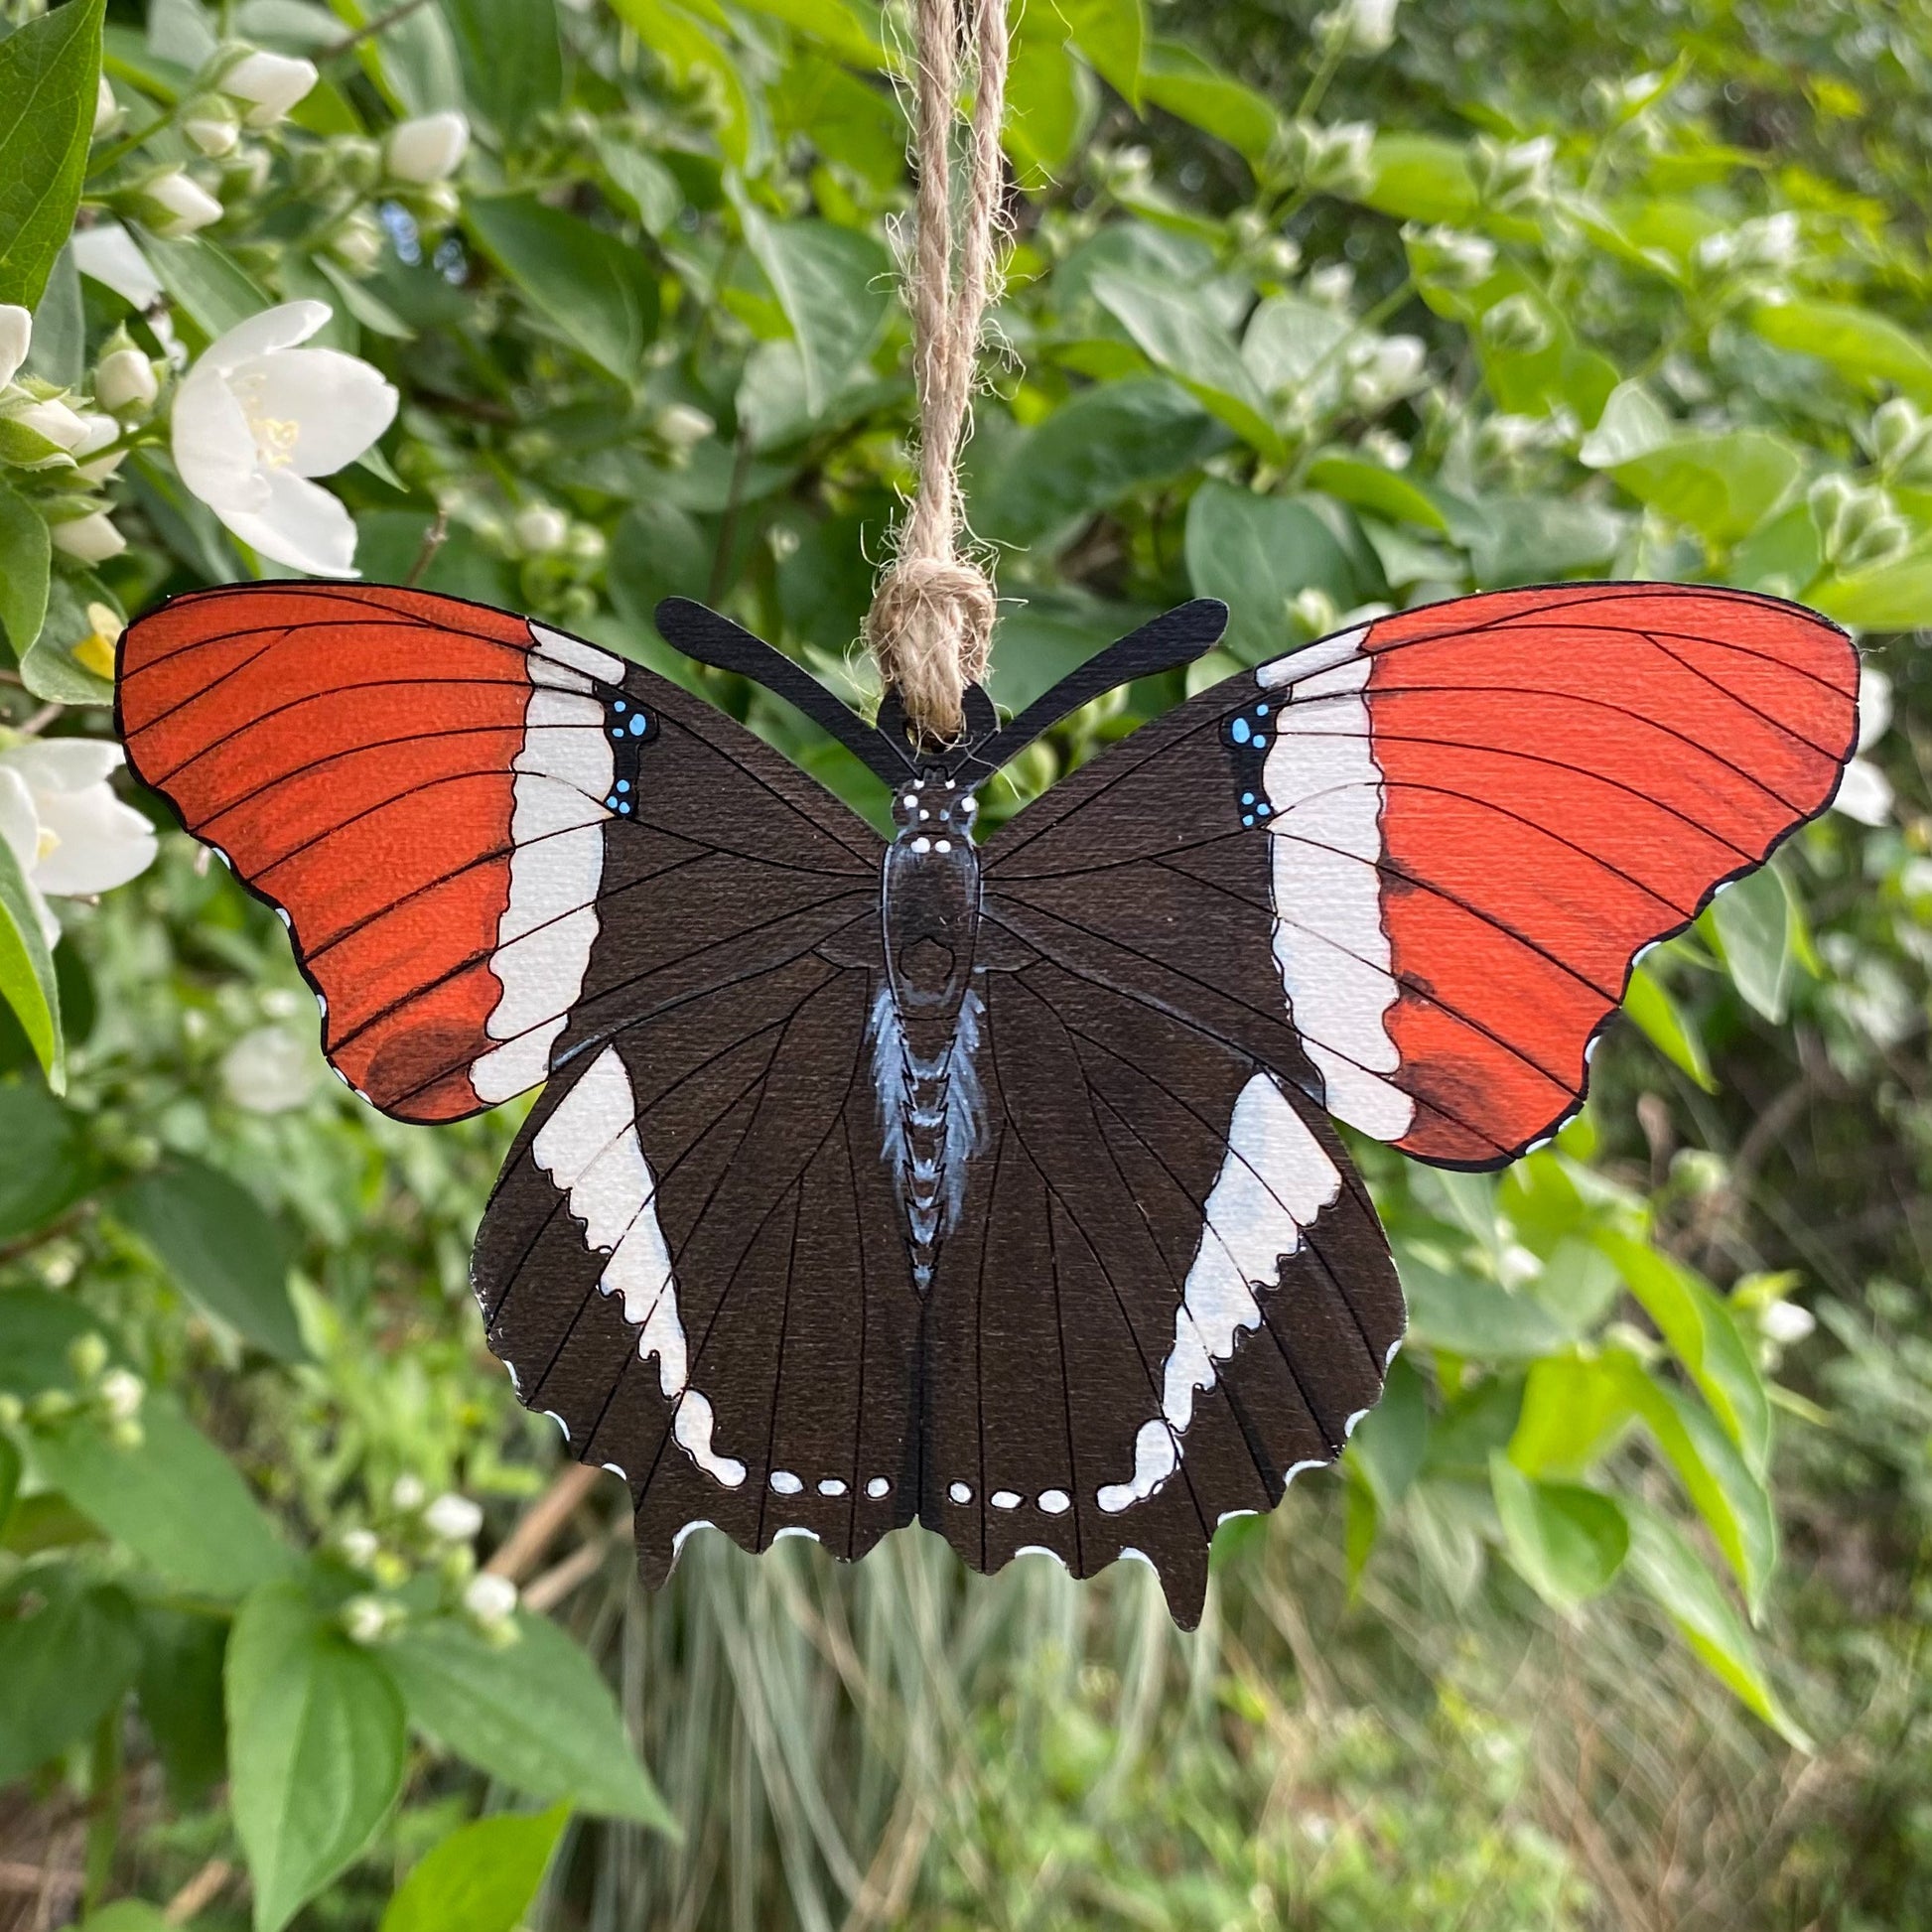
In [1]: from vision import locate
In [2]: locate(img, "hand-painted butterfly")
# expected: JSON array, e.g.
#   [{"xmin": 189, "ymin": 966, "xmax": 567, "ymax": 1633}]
[{"xmin": 116, "ymin": 579, "xmax": 1858, "ymax": 1625}]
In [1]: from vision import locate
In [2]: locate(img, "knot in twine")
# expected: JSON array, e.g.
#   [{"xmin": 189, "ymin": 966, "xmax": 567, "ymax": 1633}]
[{"xmin": 864, "ymin": 0, "xmax": 1009, "ymax": 746}]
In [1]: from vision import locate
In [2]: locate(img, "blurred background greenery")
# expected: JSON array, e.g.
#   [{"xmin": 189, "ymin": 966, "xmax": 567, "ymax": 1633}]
[{"xmin": 3, "ymin": 0, "xmax": 1932, "ymax": 1926}]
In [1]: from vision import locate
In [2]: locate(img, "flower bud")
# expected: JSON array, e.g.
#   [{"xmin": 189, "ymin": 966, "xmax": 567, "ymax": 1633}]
[
  {"xmin": 137, "ymin": 170, "xmax": 225, "ymax": 238},
  {"xmin": 425, "ymin": 1492, "xmax": 484, "ymax": 1541},
  {"xmin": 0, "ymin": 304, "xmax": 31, "ymax": 388},
  {"xmin": 513, "ymin": 502, "xmax": 570, "ymax": 554},
  {"xmin": 656, "ymin": 402, "xmax": 715, "ymax": 451},
  {"xmin": 332, "ymin": 134, "xmax": 382, "ymax": 195},
  {"xmin": 328, "ymin": 208, "xmax": 384, "ymax": 276},
  {"xmin": 1307, "ymin": 261, "xmax": 1355, "ymax": 306},
  {"xmin": 10, "ymin": 395, "xmax": 89, "ymax": 454},
  {"xmin": 1315, "ymin": 0, "xmax": 1399, "ymax": 55},
  {"xmin": 52, "ymin": 509, "xmax": 127, "ymax": 564},
  {"xmin": 184, "ymin": 97, "xmax": 240, "ymax": 158},
  {"xmin": 1759, "ymin": 1300, "xmax": 1815, "ymax": 1345},
  {"xmin": 340, "ymin": 1527, "xmax": 380, "ymax": 1568},
  {"xmin": 567, "ymin": 523, "xmax": 608, "ymax": 566},
  {"xmin": 221, "ymin": 49, "xmax": 319, "ymax": 128},
  {"xmin": 410, "ymin": 181, "xmax": 462, "ymax": 227},
  {"xmin": 1277, "ymin": 118, "xmax": 1376, "ymax": 197},
  {"xmin": 1869, "ymin": 397, "xmax": 1930, "ymax": 473},
  {"xmin": 1474, "ymin": 134, "xmax": 1556, "ymax": 208},
  {"xmin": 222, "ymin": 143, "xmax": 274, "ymax": 201},
  {"xmin": 391, "ymin": 1472, "xmax": 427, "ymax": 1510},
  {"xmin": 386, "ymin": 111, "xmax": 471, "ymax": 186},
  {"xmin": 463, "ymin": 1572, "xmax": 518, "ymax": 1624},
  {"xmin": 68, "ymin": 1332, "xmax": 110, "ymax": 1381},
  {"xmin": 1480, "ymin": 291, "xmax": 1554, "ymax": 354},
  {"xmin": 94, "ymin": 72, "xmax": 122, "ymax": 136},
  {"xmin": 96, "ymin": 345, "xmax": 160, "ymax": 414},
  {"xmin": 342, "ymin": 1594, "xmax": 401, "ymax": 1645},
  {"xmin": 98, "ymin": 1367, "xmax": 145, "ymax": 1422},
  {"xmin": 1409, "ymin": 222, "xmax": 1496, "ymax": 289}
]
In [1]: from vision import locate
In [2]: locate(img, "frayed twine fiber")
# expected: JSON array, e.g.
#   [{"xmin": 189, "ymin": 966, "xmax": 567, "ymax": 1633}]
[{"xmin": 865, "ymin": 0, "xmax": 1009, "ymax": 744}]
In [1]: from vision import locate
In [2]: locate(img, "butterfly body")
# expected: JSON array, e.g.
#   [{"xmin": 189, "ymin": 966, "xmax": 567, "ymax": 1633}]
[{"xmin": 117, "ymin": 579, "xmax": 1860, "ymax": 1626}]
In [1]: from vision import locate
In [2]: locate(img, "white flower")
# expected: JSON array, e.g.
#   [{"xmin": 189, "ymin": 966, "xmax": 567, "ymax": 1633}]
[
  {"xmin": 391, "ymin": 1473, "xmax": 427, "ymax": 1510},
  {"xmin": 52, "ymin": 510, "xmax": 127, "ymax": 564},
  {"xmin": 96, "ymin": 346, "xmax": 160, "ymax": 413},
  {"xmin": 1347, "ymin": 334, "xmax": 1428, "ymax": 410},
  {"xmin": 98, "ymin": 1367, "xmax": 145, "ymax": 1421},
  {"xmin": 0, "ymin": 742, "xmax": 157, "ymax": 947},
  {"xmin": 1308, "ymin": 261, "xmax": 1355, "ymax": 306},
  {"xmin": 425, "ymin": 1492, "xmax": 484, "ymax": 1541},
  {"xmin": 0, "ymin": 305, "xmax": 30, "ymax": 387},
  {"xmin": 513, "ymin": 502, "xmax": 569, "ymax": 554},
  {"xmin": 94, "ymin": 72, "xmax": 121, "ymax": 135},
  {"xmin": 342, "ymin": 1594, "xmax": 397, "ymax": 1645},
  {"xmin": 221, "ymin": 51, "xmax": 319, "ymax": 128},
  {"xmin": 172, "ymin": 301, "xmax": 397, "ymax": 576},
  {"xmin": 463, "ymin": 1572, "xmax": 518, "ymax": 1623},
  {"xmin": 220, "ymin": 1024, "xmax": 321, "ymax": 1113},
  {"xmin": 1318, "ymin": 0, "xmax": 1399, "ymax": 54},
  {"xmin": 1833, "ymin": 664, "xmax": 1894, "ymax": 827},
  {"xmin": 1759, "ymin": 1300, "xmax": 1816, "ymax": 1345},
  {"xmin": 71, "ymin": 223, "xmax": 162, "ymax": 311},
  {"xmin": 386, "ymin": 111, "xmax": 470, "ymax": 185}
]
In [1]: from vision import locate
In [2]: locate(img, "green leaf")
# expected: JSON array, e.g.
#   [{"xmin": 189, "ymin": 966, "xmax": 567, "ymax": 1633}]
[
  {"xmin": 1363, "ymin": 132, "xmax": 1478, "ymax": 224},
  {"xmin": 0, "ymin": 1284, "xmax": 108, "ymax": 1396},
  {"xmin": 136, "ymin": 1605, "xmax": 229, "ymax": 1804},
  {"xmin": 1183, "ymin": 481, "xmax": 1356, "ymax": 661},
  {"xmin": 1398, "ymin": 1248, "xmax": 1569, "ymax": 1359},
  {"xmin": 977, "ymin": 377, "xmax": 1220, "ymax": 548},
  {"xmin": 111, "ymin": 1159, "xmax": 306, "ymax": 1362},
  {"xmin": 1004, "ymin": 8, "xmax": 1090, "ymax": 183},
  {"xmin": 1510, "ymin": 1352, "xmax": 1639, "ymax": 1479},
  {"xmin": 0, "ymin": 476, "xmax": 51, "ymax": 657},
  {"xmin": 1599, "ymin": 1231, "xmax": 1771, "ymax": 1477},
  {"xmin": 0, "ymin": 1080, "xmax": 88, "ymax": 1238},
  {"xmin": 1137, "ymin": 39, "xmax": 1274, "ymax": 164},
  {"xmin": 32, "ymin": 1398, "xmax": 294, "ymax": 1597},
  {"xmin": 1611, "ymin": 432, "xmax": 1803, "ymax": 545},
  {"xmin": 0, "ymin": 1574, "xmax": 140, "ymax": 1784},
  {"xmin": 1751, "ymin": 299, "xmax": 1932, "ymax": 405},
  {"xmin": 732, "ymin": 0, "xmax": 884, "ymax": 66},
  {"xmin": 596, "ymin": 135, "xmax": 683, "ymax": 235},
  {"xmin": 1809, "ymin": 551, "xmax": 1932, "ymax": 631},
  {"xmin": 1622, "ymin": 1503, "xmax": 1811, "ymax": 1747},
  {"xmin": 137, "ymin": 230, "xmax": 274, "ymax": 342},
  {"xmin": 1091, "ymin": 270, "xmax": 1285, "ymax": 460},
  {"xmin": 79, "ymin": 1905, "xmax": 172, "ymax": 1932},
  {"xmin": 1619, "ymin": 1357, "xmax": 1778, "ymax": 1614},
  {"xmin": 0, "ymin": 0, "xmax": 105, "ymax": 310},
  {"xmin": 19, "ymin": 570, "xmax": 116, "ymax": 706},
  {"xmin": 228, "ymin": 1580, "xmax": 407, "ymax": 1932},
  {"xmin": 387, "ymin": 1611, "xmax": 674, "ymax": 1828},
  {"xmin": 1489, "ymin": 1452, "xmax": 1628, "ymax": 1609},
  {"xmin": 1056, "ymin": 0, "xmax": 1141, "ymax": 101},
  {"xmin": 27, "ymin": 241, "xmax": 84, "ymax": 386},
  {"xmin": 1706, "ymin": 864, "xmax": 1795, "ymax": 1023},
  {"xmin": 735, "ymin": 207, "xmax": 891, "ymax": 416},
  {"xmin": 1622, "ymin": 962, "xmax": 1715, "ymax": 1090},
  {"xmin": 379, "ymin": 1805, "xmax": 571, "ymax": 1932},
  {"xmin": 468, "ymin": 195, "xmax": 661, "ymax": 383},
  {"xmin": 443, "ymin": 0, "xmax": 563, "ymax": 142},
  {"xmin": 0, "ymin": 1432, "xmax": 19, "ymax": 1536},
  {"xmin": 1347, "ymin": 1352, "xmax": 1427, "ymax": 1508},
  {"xmin": 1308, "ymin": 454, "xmax": 1450, "ymax": 530},
  {"xmin": 0, "ymin": 839, "xmax": 63, "ymax": 1094}
]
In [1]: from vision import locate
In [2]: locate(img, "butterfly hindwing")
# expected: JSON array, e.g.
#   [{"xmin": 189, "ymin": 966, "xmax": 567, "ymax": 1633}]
[
  {"xmin": 116, "ymin": 584, "xmax": 876, "ymax": 1121},
  {"xmin": 922, "ymin": 954, "xmax": 1402, "ymax": 1625},
  {"xmin": 984, "ymin": 582, "xmax": 1860, "ymax": 1169}
]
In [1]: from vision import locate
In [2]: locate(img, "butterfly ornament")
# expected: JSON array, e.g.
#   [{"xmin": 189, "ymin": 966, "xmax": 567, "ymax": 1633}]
[{"xmin": 117, "ymin": 578, "xmax": 1858, "ymax": 1625}]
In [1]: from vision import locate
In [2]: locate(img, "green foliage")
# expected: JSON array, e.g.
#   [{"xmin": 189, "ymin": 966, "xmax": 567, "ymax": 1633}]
[
  {"xmin": 0, "ymin": 0, "xmax": 103, "ymax": 307},
  {"xmin": 378, "ymin": 1804, "xmax": 570, "ymax": 1932}
]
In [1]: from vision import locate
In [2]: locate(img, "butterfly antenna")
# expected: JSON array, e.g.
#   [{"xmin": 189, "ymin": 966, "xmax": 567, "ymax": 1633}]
[
  {"xmin": 655, "ymin": 598, "xmax": 918, "ymax": 788},
  {"xmin": 953, "ymin": 599, "xmax": 1229, "ymax": 781}
]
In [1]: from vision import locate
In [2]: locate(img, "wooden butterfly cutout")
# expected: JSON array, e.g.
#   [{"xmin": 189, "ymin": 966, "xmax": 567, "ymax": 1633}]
[{"xmin": 117, "ymin": 580, "xmax": 1858, "ymax": 1625}]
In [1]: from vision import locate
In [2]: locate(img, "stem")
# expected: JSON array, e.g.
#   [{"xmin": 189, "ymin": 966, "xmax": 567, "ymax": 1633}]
[
  {"xmin": 82, "ymin": 1704, "xmax": 123, "ymax": 1913},
  {"xmin": 1296, "ymin": 31, "xmax": 1348, "ymax": 123},
  {"xmin": 707, "ymin": 428, "xmax": 753, "ymax": 607},
  {"xmin": 323, "ymin": 0, "xmax": 440, "ymax": 61}
]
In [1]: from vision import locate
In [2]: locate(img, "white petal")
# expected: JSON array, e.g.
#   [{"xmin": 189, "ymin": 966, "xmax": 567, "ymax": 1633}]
[
  {"xmin": 218, "ymin": 468, "xmax": 359, "ymax": 576},
  {"xmin": 33, "ymin": 787, "xmax": 157, "ymax": 896},
  {"xmin": 172, "ymin": 359, "xmax": 270, "ymax": 514},
  {"xmin": 205, "ymin": 300, "xmax": 333, "ymax": 375},
  {"xmin": 1858, "ymin": 664, "xmax": 1892, "ymax": 754},
  {"xmin": 69, "ymin": 223, "xmax": 162, "ymax": 310},
  {"xmin": 0, "ymin": 766, "xmax": 41, "ymax": 876},
  {"xmin": 229, "ymin": 347, "xmax": 398, "ymax": 477},
  {"xmin": 2, "ymin": 741, "xmax": 124, "ymax": 792},
  {"xmin": 1831, "ymin": 757, "xmax": 1893, "ymax": 827}
]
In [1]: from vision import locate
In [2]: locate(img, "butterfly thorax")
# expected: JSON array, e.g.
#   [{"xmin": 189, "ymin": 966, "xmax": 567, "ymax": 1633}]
[{"xmin": 874, "ymin": 779, "xmax": 986, "ymax": 1291}]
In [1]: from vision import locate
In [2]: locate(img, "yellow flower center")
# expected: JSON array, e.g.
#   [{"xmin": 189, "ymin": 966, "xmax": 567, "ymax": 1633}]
[
  {"xmin": 75, "ymin": 603, "xmax": 122, "ymax": 678},
  {"xmin": 36, "ymin": 826, "xmax": 60, "ymax": 863},
  {"xmin": 232, "ymin": 369, "xmax": 302, "ymax": 470}
]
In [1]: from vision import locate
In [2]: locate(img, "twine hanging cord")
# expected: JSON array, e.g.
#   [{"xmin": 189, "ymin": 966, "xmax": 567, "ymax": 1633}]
[{"xmin": 866, "ymin": 0, "xmax": 1010, "ymax": 746}]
